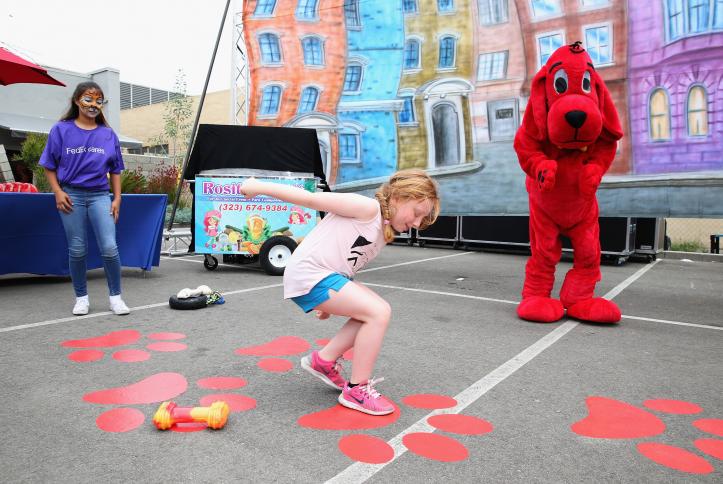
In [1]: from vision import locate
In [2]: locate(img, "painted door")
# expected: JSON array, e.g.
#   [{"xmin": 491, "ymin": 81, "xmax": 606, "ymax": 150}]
[
  {"xmin": 432, "ymin": 103, "xmax": 460, "ymax": 166},
  {"xmin": 488, "ymin": 99, "xmax": 518, "ymax": 141}
]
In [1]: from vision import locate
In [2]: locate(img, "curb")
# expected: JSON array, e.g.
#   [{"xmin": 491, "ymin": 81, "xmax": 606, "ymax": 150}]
[{"xmin": 662, "ymin": 251, "xmax": 723, "ymax": 263}]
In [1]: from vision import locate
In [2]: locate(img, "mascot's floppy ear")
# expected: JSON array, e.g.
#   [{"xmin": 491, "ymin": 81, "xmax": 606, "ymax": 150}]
[
  {"xmin": 592, "ymin": 69, "xmax": 623, "ymax": 140},
  {"xmin": 521, "ymin": 67, "xmax": 549, "ymax": 142}
]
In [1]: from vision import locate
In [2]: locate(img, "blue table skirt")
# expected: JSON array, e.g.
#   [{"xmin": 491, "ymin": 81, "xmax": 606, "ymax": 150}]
[{"xmin": 0, "ymin": 193, "xmax": 167, "ymax": 276}]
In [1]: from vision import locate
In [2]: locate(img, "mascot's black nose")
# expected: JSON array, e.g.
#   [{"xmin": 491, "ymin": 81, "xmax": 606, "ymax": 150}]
[{"xmin": 565, "ymin": 110, "xmax": 587, "ymax": 129}]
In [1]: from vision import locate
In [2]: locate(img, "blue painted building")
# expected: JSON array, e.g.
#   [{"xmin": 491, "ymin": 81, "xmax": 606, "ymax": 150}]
[{"xmin": 336, "ymin": 0, "xmax": 404, "ymax": 184}]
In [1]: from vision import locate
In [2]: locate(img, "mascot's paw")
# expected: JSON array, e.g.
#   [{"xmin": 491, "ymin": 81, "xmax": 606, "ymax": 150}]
[
  {"xmin": 535, "ymin": 160, "xmax": 558, "ymax": 192},
  {"xmin": 517, "ymin": 296, "xmax": 564, "ymax": 323},
  {"xmin": 566, "ymin": 298, "xmax": 621, "ymax": 323},
  {"xmin": 579, "ymin": 164, "xmax": 603, "ymax": 198}
]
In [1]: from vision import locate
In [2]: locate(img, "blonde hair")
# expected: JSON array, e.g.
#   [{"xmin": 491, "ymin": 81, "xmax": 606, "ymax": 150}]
[{"xmin": 375, "ymin": 168, "xmax": 440, "ymax": 243}]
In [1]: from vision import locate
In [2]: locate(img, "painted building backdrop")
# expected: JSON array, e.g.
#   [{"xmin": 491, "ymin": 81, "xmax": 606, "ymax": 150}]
[{"xmin": 240, "ymin": 0, "xmax": 723, "ymax": 217}]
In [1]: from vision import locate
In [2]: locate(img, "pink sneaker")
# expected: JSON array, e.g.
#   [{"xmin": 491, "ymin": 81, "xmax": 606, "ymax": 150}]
[
  {"xmin": 338, "ymin": 378, "xmax": 394, "ymax": 416},
  {"xmin": 300, "ymin": 351, "xmax": 346, "ymax": 389}
]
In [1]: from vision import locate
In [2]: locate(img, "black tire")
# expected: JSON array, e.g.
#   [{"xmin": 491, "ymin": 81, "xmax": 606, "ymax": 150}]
[
  {"xmin": 169, "ymin": 295, "xmax": 207, "ymax": 310},
  {"xmin": 259, "ymin": 236, "xmax": 297, "ymax": 276},
  {"xmin": 203, "ymin": 255, "xmax": 218, "ymax": 271}
]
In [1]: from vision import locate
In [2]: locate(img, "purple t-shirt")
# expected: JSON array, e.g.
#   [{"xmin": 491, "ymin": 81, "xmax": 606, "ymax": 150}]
[{"xmin": 39, "ymin": 120, "xmax": 124, "ymax": 191}]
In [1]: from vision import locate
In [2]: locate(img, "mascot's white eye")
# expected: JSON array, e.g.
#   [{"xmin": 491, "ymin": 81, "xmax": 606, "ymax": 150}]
[
  {"xmin": 582, "ymin": 71, "xmax": 592, "ymax": 93},
  {"xmin": 553, "ymin": 69, "xmax": 568, "ymax": 94}
]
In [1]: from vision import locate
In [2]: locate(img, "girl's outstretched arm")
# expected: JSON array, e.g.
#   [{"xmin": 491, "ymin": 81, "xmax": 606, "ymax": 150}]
[{"xmin": 241, "ymin": 178, "xmax": 378, "ymax": 220}]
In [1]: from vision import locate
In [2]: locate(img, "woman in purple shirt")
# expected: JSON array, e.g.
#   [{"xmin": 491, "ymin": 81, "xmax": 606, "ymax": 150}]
[{"xmin": 40, "ymin": 81, "xmax": 130, "ymax": 316}]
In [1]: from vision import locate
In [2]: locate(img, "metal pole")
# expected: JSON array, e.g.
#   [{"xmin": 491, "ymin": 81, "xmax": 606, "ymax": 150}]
[{"xmin": 167, "ymin": 0, "xmax": 232, "ymax": 231}]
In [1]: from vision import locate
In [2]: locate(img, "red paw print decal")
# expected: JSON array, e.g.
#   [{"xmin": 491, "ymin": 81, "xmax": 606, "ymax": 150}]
[
  {"xmin": 62, "ymin": 329, "xmax": 187, "ymax": 363},
  {"xmin": 88, "ymin": 373, "xmax": 256, "ymax": 433},
  {"xmin": 235, "ymin": 335, "xmax": 310, "ymax": 373},
  {"xmin": 572, "ymin": 396, "xmax": 723, "ymax": 474}
]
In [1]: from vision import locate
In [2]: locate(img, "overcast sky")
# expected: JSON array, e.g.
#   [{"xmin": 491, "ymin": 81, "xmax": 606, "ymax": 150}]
[{"xmin": 2, "ymin": 0, "xmax": 234, "ymax": 95}]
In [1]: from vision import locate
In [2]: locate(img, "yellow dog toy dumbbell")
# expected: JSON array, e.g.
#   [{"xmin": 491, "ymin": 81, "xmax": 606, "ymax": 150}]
[{"xmin": 153, "ymin": 401, "xmax": 230, "ymax": 430}]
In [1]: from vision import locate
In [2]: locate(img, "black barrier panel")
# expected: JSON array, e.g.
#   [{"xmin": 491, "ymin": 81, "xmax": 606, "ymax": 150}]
[{"xmin": 417, "ymin": 215, "xmax": 459, "ymax": 241}]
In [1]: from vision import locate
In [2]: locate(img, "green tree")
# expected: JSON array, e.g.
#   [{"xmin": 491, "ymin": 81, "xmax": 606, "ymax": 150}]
[
  {"xmin": 160, "ymin": 69, "xmax": 193, "ymax": 164},
  {"xmin": 13, "ymin": 133, "xmax": 47, "ymax": 169},
  {"xmin": 12, "ymin": 133, "xmax": 51, "ymax": 190}
]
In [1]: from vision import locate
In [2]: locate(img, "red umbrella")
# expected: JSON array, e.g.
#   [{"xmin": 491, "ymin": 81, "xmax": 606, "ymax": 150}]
[{"xmin": 0, "ymin": 47, "xmax": 65, "ymax": 87}]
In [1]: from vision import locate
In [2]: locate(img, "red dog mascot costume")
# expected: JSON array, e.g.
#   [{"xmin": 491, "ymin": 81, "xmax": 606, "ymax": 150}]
[{"xmin": 513, "ymin": 42, "xmax": 623, "ymax": 324}]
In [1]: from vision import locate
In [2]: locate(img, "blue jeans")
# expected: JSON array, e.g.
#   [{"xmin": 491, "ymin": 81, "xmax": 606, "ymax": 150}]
[{"xmin": 58, "ymin": 186, "xmax": 122, "ymax": 297}]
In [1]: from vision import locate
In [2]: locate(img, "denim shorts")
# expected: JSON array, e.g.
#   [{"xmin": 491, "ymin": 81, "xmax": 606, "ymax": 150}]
[{"xmin": 290, "ymin": 273, "xmax": 351, "ymax": 313}]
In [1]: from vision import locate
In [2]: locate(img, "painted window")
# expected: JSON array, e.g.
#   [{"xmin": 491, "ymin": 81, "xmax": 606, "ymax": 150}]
[
  {"xmin": 580, "ymin": 0, "xmax": 608, "ymax": 7},
  {"xmin": 302, "ymin": 37, "xmax": 324, "ymax": 66},
  {"xmin": 296, "ymin": 0, "xmax": 318, "ymax": 19},
  {"xmin": 339, "ymin": 133, "xmax": 360, "ymax": 162},
  {"xmin": 438, "ymin": 0, "xmax": 455, "ymax": 12},
  {"xmin": 687, "ymin": 85, "xmax": 708, "ymax": 136},
  {"xmin": 479, "ymin": 0, "xmax": 508, "ymax": 24},
  {"xmin": 343, "ymin": 64, "xmax": 363, "ymax": 92},
  {"xmin": 439, "ymin": 36, "xmax": 456, "ymax": 68},
  {"xmin": 530, "ymin": 0, "xmax": 562, "ymax": 18},
  {"xmin": 403, "ymin": 0, "xmax": 418, "ymax": 13},
  {"xmin": 585, "ymin": 25, "xmax": 612, "ymax": 65},
  {"xmin": 649, "ymin": 89, "xmax": 671, "ymax": 141},
  {"xmin": 689, "ymin": 0, "xmax": 710, "ymax": 32},
  {"xmin": 667, "ymin": 0, "xmax": 722, "ymax": 40},
  {"xmin": 398, "ymin": 96, "xmax": 416, "ymax": 124},
  {"xmin": 298, "ymin": 87, "xmax": 319, "ymax": 113},
  {"xmin": 344, "ymin": 0, "xmax": 361, "ymax": 27},
  {"xmin": 537, "ymin": 32, "xmax": 563, "ymax": 67},
  {"xmin": 254, "ymin": 0, "xmax": 276, "ymax": 16},
  {"xmin": 260, "ymin": 85, "xmax": 282, "ymax": 115},
  {"xmin": 477, "ymin": 51, "xmax": 508, "ymax": 80},
  {"xmin": 668, "ymin": 0, "xmax": 685, "ymax": 39},
  {"xmin": 404, "ymin": 40, "xmax": 420, "ymax": 69},
  {"xmin": 259, "ymin": 33, "xmax": 281, "ymax": 64}
]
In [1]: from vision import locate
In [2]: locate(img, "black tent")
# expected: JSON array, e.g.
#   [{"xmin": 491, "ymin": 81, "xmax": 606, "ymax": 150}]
[{"xmin": 183, "ymin": 124, "xmax": 327, "ymax": 185}]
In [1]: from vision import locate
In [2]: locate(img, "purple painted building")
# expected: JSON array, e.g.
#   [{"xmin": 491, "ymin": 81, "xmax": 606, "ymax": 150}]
[{"xmin": 628, "ymin": 0, "xmax": 723, "ymax": 174}]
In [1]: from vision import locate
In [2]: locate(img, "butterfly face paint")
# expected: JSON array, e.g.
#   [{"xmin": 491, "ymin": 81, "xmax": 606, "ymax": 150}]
[{"xmin": 75, "ymin": 89, "xmax": 106, "ymax": 118}]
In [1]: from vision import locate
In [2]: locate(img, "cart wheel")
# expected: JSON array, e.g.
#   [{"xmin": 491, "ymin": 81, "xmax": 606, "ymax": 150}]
[
  {"xmin": 259, "ymin": 236, "xmax": 297, "ymax": 276},
  {"xmin": 418, "ymin": 240, "xmax": 426, "ymax": 248},
  {"xmin": 204, "ymin": 255, "xmax": 219, "ymax": 271}
]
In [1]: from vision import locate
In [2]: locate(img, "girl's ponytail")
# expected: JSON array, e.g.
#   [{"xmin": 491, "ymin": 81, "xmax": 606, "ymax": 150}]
[{"xmin": 375, "ymin": 182, "xmax": 396, "ymax": 243}]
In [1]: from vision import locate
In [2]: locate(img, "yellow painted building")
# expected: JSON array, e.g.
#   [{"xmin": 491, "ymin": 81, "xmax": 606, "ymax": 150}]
[{"xmin": 399, "ymin": 0, "xmax": 474, "ymax": 170}]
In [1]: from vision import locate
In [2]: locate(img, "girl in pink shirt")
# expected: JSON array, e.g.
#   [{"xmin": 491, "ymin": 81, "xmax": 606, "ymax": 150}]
[{"xmin": 241, "ymin": 169, "xmax": 439, "ymax": 415}]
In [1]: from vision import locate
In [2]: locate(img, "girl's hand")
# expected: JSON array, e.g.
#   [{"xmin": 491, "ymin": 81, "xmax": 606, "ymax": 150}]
[
  {"xmin": 54, "ymin": 190, "xmax": 73, "ymax": 213},
  {"xmin": 315, "ymin": 310, "xmax": 330, "ymax": 320},
  {"xmin": 240, "ymin": 177, "xmax": 262, "ymax": 198},
  {"xmin": 111, "ymin": 197, "xmax": 121, "ymax": 223}
]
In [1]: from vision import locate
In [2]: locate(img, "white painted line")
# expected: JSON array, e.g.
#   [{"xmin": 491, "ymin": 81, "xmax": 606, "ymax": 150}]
[
  {"xmin": 367, "ymin": 281, "xmax": 720, "ymax": 331},
  {"xmin": 0, "ymin": 283, "xmax": 283, "ymax": 333},
  {"xmin": 621, "ymin": 315, "xmax": 722, "ymax": 331},
  {"xmin": 358, "ymin": 251, "xmax": 472, "ymax": 273},
  {"xmin": 325, "ymin": 322, "xmax": 580, "ymax": 484},
  {"xmin": 0, "ymin": 252, "xmax": 470, "ymax": 334},
  {"xmin": 325, "ymin": 257, "xmax": 659, "ymax": 483},
  {"xmin": 365, "ymin": 283, "xmax": 517, "ymax": 305},
  {"xmin": 603, "ymin": 259, "xmax": 659, "ymax": 300}
]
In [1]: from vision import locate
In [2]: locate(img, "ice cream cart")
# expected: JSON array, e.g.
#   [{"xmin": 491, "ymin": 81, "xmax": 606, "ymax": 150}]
[
  {"xmin": 194, "ymin": 169, "xmax": 318, "ymax": 275},
  {"xmin": 180, "ymin": 125, "xmax": 330, "ymax": 275}
]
